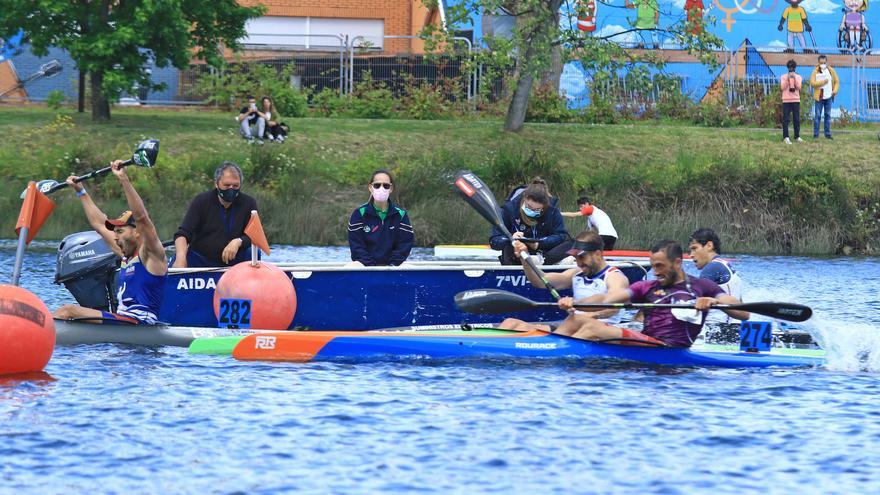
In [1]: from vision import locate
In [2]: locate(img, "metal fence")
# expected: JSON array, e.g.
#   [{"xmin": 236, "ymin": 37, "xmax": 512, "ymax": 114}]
[{"xmin": 6, "ymin": 38, "xmax": 880, "ymax": 121}]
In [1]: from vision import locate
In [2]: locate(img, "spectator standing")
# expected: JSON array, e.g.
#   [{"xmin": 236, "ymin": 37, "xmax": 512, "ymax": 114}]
[
  {"xmin": 809, "ymin": 55, "xmax": 839, "ymax": 140},
  {"xmin": 780, "ymin": 59, "xmax": 803, "ymax": 144}
]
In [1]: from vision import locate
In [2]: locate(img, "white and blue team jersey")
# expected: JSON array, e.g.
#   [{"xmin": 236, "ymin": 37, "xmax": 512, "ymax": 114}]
[
  {"xmin": 116, "ymin": 256, "xmax": 165, "ymax": 324},
  {"xmin": 572, "ymin": 265, "xmax": 625, "ymax": 324},
  {"xmin": 699, "ymin": 257, "xmax": 743, "ymax": 324}
]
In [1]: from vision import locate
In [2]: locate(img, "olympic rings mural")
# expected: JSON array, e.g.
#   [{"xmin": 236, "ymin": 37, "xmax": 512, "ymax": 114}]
[{"xmin": 713, "ymin": 0, "xmax": 780, "ymax": 31}]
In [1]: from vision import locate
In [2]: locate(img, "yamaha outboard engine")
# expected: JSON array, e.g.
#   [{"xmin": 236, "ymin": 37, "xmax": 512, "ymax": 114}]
[{"xmin": 54, "ymin": 231, "xmax": 120, "ymax": 312}]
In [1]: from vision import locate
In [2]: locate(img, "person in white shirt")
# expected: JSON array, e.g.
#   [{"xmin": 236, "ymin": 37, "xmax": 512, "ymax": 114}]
[
  {"xmin": 808, "ymin": 55, "xmax": 839, "ymax": 140},
  {"xmin": 562, "ymin": 195, "xmax": 618, "ymax": 250}
]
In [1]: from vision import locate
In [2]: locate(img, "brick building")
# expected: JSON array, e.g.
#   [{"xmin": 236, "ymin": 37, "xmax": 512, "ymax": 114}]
[{"xmin": 238, "ymin": 0, "xmax": 445, "ymax": 55}]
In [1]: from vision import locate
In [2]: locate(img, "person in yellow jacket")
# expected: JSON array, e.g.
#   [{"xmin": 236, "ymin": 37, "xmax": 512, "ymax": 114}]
[{"xmin": 809, "ymin": 55, "xmax": 839, "ymax": 140}]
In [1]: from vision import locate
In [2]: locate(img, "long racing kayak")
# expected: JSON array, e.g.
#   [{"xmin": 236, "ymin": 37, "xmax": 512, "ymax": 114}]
[
  {"xmin": 54, "ymin": 319, "xmax": 256, "ymax": 347},
  {"xmin": 190, "ymin": 328, "xmax": 825, "ymax": 368}
]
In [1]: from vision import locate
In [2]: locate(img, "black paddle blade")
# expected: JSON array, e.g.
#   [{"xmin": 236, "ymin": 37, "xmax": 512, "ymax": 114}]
[
  {"xmin": 130, "ymin": 139, "xmax": 160, "ymax": 167},
  {"xmin": 739, "ymin": 302, "xmax": 813, "ymax": 322},
  {"xmin": 453, "ymin": 170, "xmax": 512, "ymax": 238},
  {"xmin": 455, "ymin": 289, "xmax": 537, "ymax": 314}
]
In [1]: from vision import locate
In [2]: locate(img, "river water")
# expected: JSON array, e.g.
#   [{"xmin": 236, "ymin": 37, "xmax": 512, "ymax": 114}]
[{"xmin": 2, "ymin": 243, "xmax": 880, "ymax": 494}]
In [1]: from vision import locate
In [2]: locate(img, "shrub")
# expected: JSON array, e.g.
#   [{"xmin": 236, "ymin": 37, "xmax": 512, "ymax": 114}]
[
  {"xmin": 349, "ymin": 73, "xmax": 395, "ymax": 119},
  {"xmin": 311, "ymin": 88, "xmax": 350, "ymax": 117},
  {"xmin": 526, "ymin": 83, "xmax": 571, "ymax": 123},
  {"xmin": 45, "ymin": 90, "xmax": 66, "ymax": 109},
  {"xmin": 401, "ymin": 82, "xmax": 448, "ymax": 120},
  {"xmin": 195, "ymin": 62, "xmax": 308, "ymax": 117}
]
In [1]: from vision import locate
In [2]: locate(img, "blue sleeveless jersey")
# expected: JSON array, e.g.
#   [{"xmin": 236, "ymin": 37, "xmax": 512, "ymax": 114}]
[{"xmin": 116, "ymin": 256, "xmax": 165, "ymax": 324}]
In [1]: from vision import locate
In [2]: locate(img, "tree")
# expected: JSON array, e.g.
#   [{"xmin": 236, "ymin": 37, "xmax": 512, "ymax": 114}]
[
  {"xmin": 427, "ymin": 0, "xmax": 723, "ymax": 132},
  {"xmin": 0, "ymin": 0, "xmax": 264, "ymax": 121}
]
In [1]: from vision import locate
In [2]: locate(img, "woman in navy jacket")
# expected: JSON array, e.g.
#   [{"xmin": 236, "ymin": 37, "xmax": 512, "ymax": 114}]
[
  {"xmin": 489, "ymin": 178, "xmax": 570, "ymax": 265},
  {"xmin": 347, "ymin": 169, "xmax": 414, "ymax": 266}
]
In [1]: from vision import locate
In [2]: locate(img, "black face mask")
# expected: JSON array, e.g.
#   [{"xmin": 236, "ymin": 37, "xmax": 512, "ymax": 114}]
[{"xmin": 216, "ymin": 187, "xmax": 240, "ymax": 203}]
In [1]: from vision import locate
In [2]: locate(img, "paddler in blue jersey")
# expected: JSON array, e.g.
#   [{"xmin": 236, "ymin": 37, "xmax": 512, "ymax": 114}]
[
  {"xmin": 54, "ymin": 160, "xmax": 167, "ymax": 324},
  {"xmin": 569, "ymin": 240, "xmax": 750, "ymax": 347},
  {"xmin": 498, "ymin": 231, "xmax": 630, "ymax": 333},
  {"xmin": 688, "ymin": 228, "xmax": 744, "ymax": 326}
]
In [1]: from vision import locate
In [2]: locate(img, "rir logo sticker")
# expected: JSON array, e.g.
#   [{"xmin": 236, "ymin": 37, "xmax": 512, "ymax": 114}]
[{"xmin": 255, "ymin": 336, "xmax": 276, "ymax": 349}]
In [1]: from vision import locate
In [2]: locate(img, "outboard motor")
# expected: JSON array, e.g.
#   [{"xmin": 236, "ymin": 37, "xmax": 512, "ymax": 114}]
[{"xmin": 55, "ymin": 231, "xmax": 120, "ymax": 312}]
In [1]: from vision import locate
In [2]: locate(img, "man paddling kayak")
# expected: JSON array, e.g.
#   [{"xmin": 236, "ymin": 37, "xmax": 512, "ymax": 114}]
[
  {"xmin": 568, "ymin": 240, "xmax": 750, "ymax": 347},
  {"xmin": 498, "ymin": 231, "xmax": 630, "ymax": 333},
  {"xmin": 688, "ymin": 228, "xmax": 744, "ymax": 325},
  {"xmin": 54, "ymin": 160, "xmax": 167, "ymax": 324}
]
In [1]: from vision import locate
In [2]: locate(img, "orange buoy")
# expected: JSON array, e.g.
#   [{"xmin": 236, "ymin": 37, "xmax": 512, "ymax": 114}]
[
  {"xmin": 213, "ymin": 262, "xmax": 296, "ymax": 330},
  {"xmin": 0, "ymin": 285, "xmax": 55, "ymax": 375}
]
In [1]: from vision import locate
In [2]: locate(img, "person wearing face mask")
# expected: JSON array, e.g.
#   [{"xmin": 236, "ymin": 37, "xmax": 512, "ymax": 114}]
[
  {"xmin": 172, "ymin": 161, "xmax": 259, "ymax": 268},
  {"xmin": 809, "ymin": 55, "xmax": 839, "ymax": 140},
  {"xmin": 347, "ymin": 169, "xmax": 414, "ymax": 266},
  {"xmin": 489, "ymin": 177, "xmax": 570, "ymax": 265},
  {"xmin": 780, "ymin": 59, "xmax": 803, "ymax": 145}
]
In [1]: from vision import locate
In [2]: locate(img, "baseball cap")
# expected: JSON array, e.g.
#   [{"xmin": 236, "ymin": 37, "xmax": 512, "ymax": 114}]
[
  {"xmin": 105, "ymin": 210, "xmax": 137, "ymax": 231},
  {"xmin": 566, "ymin": 238, "xmax": 604, "ymax": 257}
]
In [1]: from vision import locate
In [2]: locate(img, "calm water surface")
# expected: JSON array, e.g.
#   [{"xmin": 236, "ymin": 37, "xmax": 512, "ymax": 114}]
[{"xmin": 2, "ymin": 243, "xmax": 880, "ymax": 494}]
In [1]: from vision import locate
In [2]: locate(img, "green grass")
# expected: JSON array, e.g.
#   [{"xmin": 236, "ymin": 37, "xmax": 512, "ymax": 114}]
[{"xmin": 1, "ymin": 105, "xmax": 878, "ymax": 254}]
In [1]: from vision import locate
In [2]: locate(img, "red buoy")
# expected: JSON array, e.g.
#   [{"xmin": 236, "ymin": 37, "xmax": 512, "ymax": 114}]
[
  {"xmin": 213, "ymin": 262, "xmax": 296, "ymax": 330},
  {"xmin": 0, "ymin": 285, "xmax": 55, "ymax": 375}
]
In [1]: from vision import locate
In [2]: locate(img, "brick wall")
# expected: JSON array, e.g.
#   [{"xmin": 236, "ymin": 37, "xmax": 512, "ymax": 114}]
[{"xmin": 239, "ymin": 0, "xmax": 439, "ymax": 54}]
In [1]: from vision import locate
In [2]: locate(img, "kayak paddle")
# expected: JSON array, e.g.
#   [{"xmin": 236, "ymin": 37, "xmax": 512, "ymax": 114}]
[
  {"xmin": 20, "ymin": 139, "xmax": 160, "ymax": 198},
  {"xmin": 453, "ymin": 170, "xmax": 562, "ymax": 300},
  {"xmin": 454, "ymin": 289, "xmax": 814, "ymax": 322}
]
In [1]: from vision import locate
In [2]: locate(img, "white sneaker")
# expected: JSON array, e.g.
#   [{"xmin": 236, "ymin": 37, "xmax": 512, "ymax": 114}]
[
  {"xmin": 277, "ymin": 135, "xmax": 285, "ymax": 143},
  {"xmin": 257, "ymin": 139, "xmax": 264, "ymax": 145},
  {"xmin": 783, "ymin": 137, "xmax": 791, "ymax": 144},
  {"xmin": 267, "ymin": 135, "xmax": 275, "ymax": 142},
  {"xmin": 796, "ymin": 137, "xmax": 804, "ymax": 142}
]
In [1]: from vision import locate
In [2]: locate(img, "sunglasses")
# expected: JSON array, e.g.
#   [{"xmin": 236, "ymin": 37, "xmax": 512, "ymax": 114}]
[{"xmin": 372, "ymin": 182, "xmax": 392, "ymax": 190}]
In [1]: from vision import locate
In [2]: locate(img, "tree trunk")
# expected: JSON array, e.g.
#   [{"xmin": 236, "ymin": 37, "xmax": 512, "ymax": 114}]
[
  {"xmin": 90, "ymin": 69, "xmax": 111, "ymax": 122},
  {"xmin": 539, "ymin": 44, "xmax": 564, "ymax": 92},
  {"xmin": 504, "ymin": 69, "xmax": 534, "ymax": 132},
  {"xmin": 78, "ymin": 70, "xmax": 85, "ymax": 113}
]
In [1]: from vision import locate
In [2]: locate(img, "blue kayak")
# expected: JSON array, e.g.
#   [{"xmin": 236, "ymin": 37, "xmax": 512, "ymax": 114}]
[{"xmin": 218, "ymin": 328, "xmax": 825, "ymax": 368}]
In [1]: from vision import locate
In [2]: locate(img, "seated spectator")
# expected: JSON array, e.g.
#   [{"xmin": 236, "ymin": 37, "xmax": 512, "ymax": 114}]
[
  {"xmin": 260, "ymin": 96, "xmax": 286, "ymax": 143},
  {"xmin": 347, "ymin": 169, "xmax": 414, "ymax": 266},
  {"xmin": 237, "ymin": 95, "xmax": 264, "ymax": 144},
  {"xmin": 172, "ymin": 161, "xmax": 259, "ymax": 268},
  {"xmin": 489, "ymin": 177, "xmax": 570, "ymax": 265}
]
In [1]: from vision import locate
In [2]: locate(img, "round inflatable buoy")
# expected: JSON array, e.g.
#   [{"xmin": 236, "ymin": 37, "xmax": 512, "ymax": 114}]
[
  {"xmin": 580, "ymin": 204, "xmax": 595, "ymax": 216},
  {"xmin": 213, "ymin": 262, "xmax": 296, "ymax": 330},
  {"xmin": 0, "ymin": 285, "xmax": 55, "ymax": 375}
]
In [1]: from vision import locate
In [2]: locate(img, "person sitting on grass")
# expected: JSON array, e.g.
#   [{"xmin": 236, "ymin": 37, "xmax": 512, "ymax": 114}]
[{"xmin": 237, "ymin": 95, "xmax": 264, "ymax": 144}]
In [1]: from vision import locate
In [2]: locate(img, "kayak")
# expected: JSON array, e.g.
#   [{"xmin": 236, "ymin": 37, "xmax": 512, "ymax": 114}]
[
  {"xmin": 190, "ymin": 328, "xmax": 826, "ymax": 368},
  {"xmin": 433, "ymin": 245, "xmax": 692, "ymax": 262},
  {"xmin": 54, "ymin": 319, "xmax": 256, "ymax": 347}
]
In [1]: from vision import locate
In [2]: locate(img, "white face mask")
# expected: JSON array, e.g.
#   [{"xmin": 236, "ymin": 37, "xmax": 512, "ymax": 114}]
[
  {"xmin": 372, "ymin": 187, "xmax": 391, "ymax": 202},
  {"xmin": 820, "ymin": 64, "xmax": 827, "ymax": 70}
]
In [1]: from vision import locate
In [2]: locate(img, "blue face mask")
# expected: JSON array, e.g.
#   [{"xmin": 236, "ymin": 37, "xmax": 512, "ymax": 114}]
[{"xmin": 521, "ymin": 205, "xmax": 542, "ymax": 218}]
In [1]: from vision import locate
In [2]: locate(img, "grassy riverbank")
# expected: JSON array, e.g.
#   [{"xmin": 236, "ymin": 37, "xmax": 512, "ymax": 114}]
[{"xmin": 0, "ymin": 105, "xmax": 878, "ymax": 254}]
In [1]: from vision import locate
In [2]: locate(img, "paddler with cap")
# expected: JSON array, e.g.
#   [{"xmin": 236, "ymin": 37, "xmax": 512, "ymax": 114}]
[
  {"xmin": 498, "ymin": 231, "xmax": 630, "ymax": 333},
  {"xmin": 569, "ymin": 240, "xmax": 750, "ymax": 347},
  {"xmin": 54, "ymin": 160, "xmax": 167, "ymax": 324}
]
